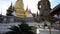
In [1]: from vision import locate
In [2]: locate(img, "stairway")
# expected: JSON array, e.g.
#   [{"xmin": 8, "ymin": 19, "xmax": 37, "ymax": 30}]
[{"xmin": 0, "ymin": 23, "xmax": 21, "ymax": 34}]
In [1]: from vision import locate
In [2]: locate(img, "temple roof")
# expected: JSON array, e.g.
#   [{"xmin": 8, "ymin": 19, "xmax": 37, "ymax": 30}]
[{"xmin": 50, "ymin": 4, "xmax": 60, "ymax": 16}]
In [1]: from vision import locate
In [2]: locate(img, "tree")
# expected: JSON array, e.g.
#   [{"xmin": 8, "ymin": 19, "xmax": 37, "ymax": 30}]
[{"xmin": 4, "ymin": 23, "xmax": 34, "ymax": 34}]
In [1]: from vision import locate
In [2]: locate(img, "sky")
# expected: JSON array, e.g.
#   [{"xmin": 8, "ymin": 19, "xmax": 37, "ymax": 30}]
[{"xmin": 0, "ymin": 0, "xmax": 60, "ymax": 16}]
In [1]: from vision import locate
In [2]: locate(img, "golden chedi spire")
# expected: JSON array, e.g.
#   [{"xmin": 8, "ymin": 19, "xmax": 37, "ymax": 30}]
[
  {"xmin": 14, "ymin": 0, "xmax": 29, "ymax": 18},
  {"xmin": 14, "ymin": 0, "xmax": 24, "ymax": 10}
]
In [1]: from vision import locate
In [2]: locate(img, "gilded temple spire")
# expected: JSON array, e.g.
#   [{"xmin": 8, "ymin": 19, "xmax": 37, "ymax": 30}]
[{"xmin": 14, "ymin": 0, "xmax": 29, "ymax": 18}]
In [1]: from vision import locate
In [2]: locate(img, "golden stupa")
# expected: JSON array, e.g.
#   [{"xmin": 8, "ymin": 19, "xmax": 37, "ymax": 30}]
[{"xmin": 14, "ymin": 0, "xmax": 29, "ymax": 18}]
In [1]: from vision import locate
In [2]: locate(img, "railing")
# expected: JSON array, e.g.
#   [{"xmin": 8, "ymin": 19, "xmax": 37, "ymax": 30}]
[{"xmin": 0, "ymin": 16, "xmax": 21, "ymax": 23}]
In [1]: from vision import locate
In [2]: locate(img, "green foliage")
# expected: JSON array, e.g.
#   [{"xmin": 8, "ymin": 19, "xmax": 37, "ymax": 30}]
[{"xmin": 4, "ymin": 23, "xmax": 34, "ymax": 34}]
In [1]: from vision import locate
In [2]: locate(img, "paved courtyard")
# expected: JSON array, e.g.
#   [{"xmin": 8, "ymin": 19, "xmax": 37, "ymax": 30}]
[{"xmin": 39, "ymin": 29, "xmax": 60, "ymax": 34}]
